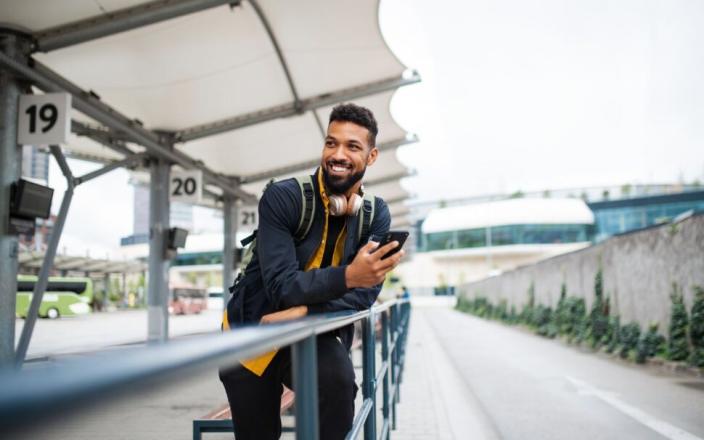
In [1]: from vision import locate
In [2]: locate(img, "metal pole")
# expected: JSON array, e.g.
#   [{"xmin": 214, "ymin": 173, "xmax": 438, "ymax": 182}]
[
  {"xmin": 147, "ymin": 157, "xmax": 170, "ymax": 343},
  {"xmin": 0, "ymin": 32, "xmax": 27, "ymax": 365},
  {"xmin": 362, "ymin": 312, "xmax": 377, "ymax": 440},
  {"xmin": 485, "ymin": 226, "xmax": 493, "ymax": 274},
  {"xmin": 381, "ymin": 310, "xmax": 390, "ymax": 440},
  {"xmin": 103, "ymin": 272, "xmax": 110, "ymax": 311},
  {"xmin": 292, "ymin": 335, "xmax": 319, "ymax": 440},
  {"xmin": 15, "ymin": 145, "xmax": 74, "ymax": 367},
  {"xmin": 390, "ymin": 304, "xmax": 398, "ymax": 429},
  {"xmin": 222, "ymin": 196, "xmax": 237, "ymax": 310}
]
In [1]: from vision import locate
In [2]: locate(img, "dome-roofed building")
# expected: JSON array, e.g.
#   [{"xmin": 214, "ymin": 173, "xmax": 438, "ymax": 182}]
[{"xmin": 396, "ymin": 198, "xmax": 594, "ymax": 294}]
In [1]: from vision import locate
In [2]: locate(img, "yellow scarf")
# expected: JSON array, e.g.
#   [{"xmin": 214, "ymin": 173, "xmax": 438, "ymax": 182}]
[{"xmin": 225, "ymin": 171, "xmax": 347, "ymax": 376}]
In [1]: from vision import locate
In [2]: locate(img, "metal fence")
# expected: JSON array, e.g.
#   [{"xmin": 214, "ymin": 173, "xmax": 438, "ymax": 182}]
[{"xmin": 0, "ymin": 299, "xmax": 411, "ymax": 440}]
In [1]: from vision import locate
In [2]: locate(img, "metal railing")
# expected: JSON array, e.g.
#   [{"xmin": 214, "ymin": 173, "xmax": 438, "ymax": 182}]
[{"xmin": 0, "ymin": 299, "xmax": 411, "ymax": 440}]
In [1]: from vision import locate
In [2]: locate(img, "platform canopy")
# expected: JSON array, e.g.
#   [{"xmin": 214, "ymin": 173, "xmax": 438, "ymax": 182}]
[
  {"xmin": 423, "ymin": 198, "xmax": 596, "ymax": 234},
  {"xmin": 0, "ymin": 0, "xmax": 418, "ymax": 225},
  {"xmin": 19, "ymin": 251, "xmax": 146, "ymax": 275}
]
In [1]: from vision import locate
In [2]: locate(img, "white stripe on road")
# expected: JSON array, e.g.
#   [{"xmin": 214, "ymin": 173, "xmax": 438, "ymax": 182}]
[{"xmin": 566, "ymin": 376, "xmax": 702, "ymax": 440}]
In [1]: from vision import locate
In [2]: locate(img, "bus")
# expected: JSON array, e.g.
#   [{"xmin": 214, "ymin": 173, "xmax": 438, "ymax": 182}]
[
  {"xmin": 169, "ymin": 284, "xmax": 207, "ymax": 315},
  {"xmin": 16, "ymin": 275, "xmax": 94, "ymax": 319}
]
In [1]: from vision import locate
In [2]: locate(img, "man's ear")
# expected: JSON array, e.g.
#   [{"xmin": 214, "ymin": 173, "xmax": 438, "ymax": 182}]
[{"xmin": 367, "ymin": 147, "xmax": 379, "ymax": 166}]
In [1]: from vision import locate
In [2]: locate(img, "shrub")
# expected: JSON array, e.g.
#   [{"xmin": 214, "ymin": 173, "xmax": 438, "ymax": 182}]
[
  {"xmin": 588, "ymin": 269, "xmax": 610, "ymax": 348},
  {"xmin": 667, "ymin": 283, "xmax": 690, "ymax": 361},
  {"xmin": 555, "ymin": 283, "xmax": 571, "ymax": 336},
  {"xmin": 496, "ymin": 299, "xmax": 509, "ymax": 322},
  {"xmin": 619, "ymin": 322, "xmax": 641, "ymax": 359},
  {"xmin": 569, "ymin": 297, "xmax": 588, "ymax": 343},
  {"xmin": 605, "ymin": 316, "xmax": 620, "ymax": 354},
  {"xmin": 535, "ymin": 305, "xmax": 557, "ymax": 338},
  {"xmin": 636, "ymin": 323, "xmax": 666, "ymax": 364},
  {"xmin": 521, "ymin": 282, "xmax": 536, "ymax": 326},
  {"xmin": 689, "ymin": 286, "xmax": 704, "ymax": 367},
  {"xmin": 508, "ymin": 305, "xmax": 518, "ymax": 324}
]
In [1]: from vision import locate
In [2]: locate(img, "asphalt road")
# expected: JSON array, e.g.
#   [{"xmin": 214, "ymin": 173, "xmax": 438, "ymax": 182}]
[
  {"xmin": 15, "ymin": 308, "xmax": 223, "ymax": 359},
  {"xmin": 423, "ymin": 308, "xmax": 704, "ymax": 440}
]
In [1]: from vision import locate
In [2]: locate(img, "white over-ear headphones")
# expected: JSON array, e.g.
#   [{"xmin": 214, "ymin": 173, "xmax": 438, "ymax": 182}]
[
  {"xmin": 319, "ymin": 168, "xmax": 364, "ymax": 217},
  {"xmin": 328, "ymin": 191, "xmax": 363, "ymax": 217}
]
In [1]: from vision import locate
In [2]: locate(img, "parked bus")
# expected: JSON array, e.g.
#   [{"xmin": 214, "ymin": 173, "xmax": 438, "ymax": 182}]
[
  {"xmin": 16, "ymin": 275, "xmax": 94, "ymax": 319},
  {"xmin": 169, "ymin": 284, "xmax": 207, "ymax": 315}
]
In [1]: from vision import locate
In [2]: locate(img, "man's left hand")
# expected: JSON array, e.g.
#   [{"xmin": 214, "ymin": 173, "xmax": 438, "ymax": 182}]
[{"xmin": 260, "ymin": 305, "xmax": 308, "ymax": 324}]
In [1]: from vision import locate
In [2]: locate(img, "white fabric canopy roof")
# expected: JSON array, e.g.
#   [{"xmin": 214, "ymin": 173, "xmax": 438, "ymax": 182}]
[
  {"xmin": 1, "ymin": 0, "xmax": 416, "ymax": 222},
  {"xmin": 423, "ymin": 198, "xmax": 595, "ymax": 234}
]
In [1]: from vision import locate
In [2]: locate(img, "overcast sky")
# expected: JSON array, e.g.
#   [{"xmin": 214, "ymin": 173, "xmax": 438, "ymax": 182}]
[
  {"xmin": 381, "ymin": 0, "xmax": 704, "ymax": 200},
  {"xmin": 49, "ymin": 0, "xmax": 704, "ymax": 254}
]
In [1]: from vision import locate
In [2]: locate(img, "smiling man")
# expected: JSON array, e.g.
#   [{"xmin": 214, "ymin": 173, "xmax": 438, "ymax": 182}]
[{"xmin": 219, "ymin": 103, "xmax": 403, "ymax": 440}]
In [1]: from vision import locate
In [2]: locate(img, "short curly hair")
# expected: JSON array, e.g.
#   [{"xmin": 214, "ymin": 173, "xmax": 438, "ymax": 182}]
[{"xmin": 328, "ymin": 103, "xmax": 378, "ymax": 148}]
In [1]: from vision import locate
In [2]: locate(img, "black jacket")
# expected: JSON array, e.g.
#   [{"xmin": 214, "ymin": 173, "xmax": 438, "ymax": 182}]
[{"xmin": 226, "ymin": 173, "xmax": 391, "ymax": 333}]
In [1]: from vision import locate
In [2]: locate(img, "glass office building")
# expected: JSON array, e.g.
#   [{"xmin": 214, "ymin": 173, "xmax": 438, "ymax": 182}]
[{"xmin": 588, "ymin": 190, "xmax": 704, "ymax": 242}]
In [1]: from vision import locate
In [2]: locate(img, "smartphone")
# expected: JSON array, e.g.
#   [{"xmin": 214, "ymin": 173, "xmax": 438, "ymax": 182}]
[{"xmin": 373, "ymin": 230, "xmax": 409, "ymax": 259}]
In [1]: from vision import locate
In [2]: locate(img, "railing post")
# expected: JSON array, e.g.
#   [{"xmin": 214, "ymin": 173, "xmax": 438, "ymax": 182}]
[
  {"xmin": 292, "ymin": 334, "xmax": 319, "ymax": 440},
  {"xmin": 362, "ymin": 310, "xmax": 377, "ymax": 440},
  {"xmin": 390, "ymin": 304, "xmax": 398, "ymax": 429},
  {"xmin": 381, "ymin": 309, "xmax": 390, "ymax": 440}
]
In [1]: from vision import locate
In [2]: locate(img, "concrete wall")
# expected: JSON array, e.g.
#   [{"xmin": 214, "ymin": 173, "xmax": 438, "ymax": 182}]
[{"xmin": 457, "ymin": 214, "xmax": 704, "ymax": 329}]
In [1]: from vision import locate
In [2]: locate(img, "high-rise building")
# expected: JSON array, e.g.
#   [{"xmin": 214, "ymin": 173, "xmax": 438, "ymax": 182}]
[
  {"xmin": 21, "ymin": 145, "xmax": 49, "ymax": 183},
  {"xmin": 121, "ymin": 183, "xmax": 194, "ymax": 246}
]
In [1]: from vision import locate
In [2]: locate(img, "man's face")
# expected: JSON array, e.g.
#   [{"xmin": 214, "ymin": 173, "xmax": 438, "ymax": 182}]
[{"xmin": 321, "ymin": 121, "xmax": 378, "ymax": 195}]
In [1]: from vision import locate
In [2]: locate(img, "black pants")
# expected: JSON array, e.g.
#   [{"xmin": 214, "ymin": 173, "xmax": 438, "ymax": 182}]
[{"xmin": 219, "ymin": 333, "xmax": 357, "ymax": 440}]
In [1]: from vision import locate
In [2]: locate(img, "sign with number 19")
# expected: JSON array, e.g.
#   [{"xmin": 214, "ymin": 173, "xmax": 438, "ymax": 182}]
[{"xmin": 17, "ymin": 93, "xmax": 72, "ymax": 146}]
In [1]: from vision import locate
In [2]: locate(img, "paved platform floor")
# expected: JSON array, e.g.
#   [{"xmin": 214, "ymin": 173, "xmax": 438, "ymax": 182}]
[
  {"xmin": 11, "ymin": 299, "xmax": 703, "ymax": 439},
  {"xmin": 10, "ymin": 301, "xmax": 463, "ymax": 440}
]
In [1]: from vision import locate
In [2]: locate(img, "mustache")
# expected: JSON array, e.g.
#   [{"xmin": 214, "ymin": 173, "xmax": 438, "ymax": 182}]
[{"xmin": 327, "ymin": 159, "xmax": 352, "ymax": 168}]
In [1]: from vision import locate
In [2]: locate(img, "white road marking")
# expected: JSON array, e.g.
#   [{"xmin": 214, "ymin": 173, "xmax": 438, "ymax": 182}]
[{"xmin": 566, "ymin": 376, "xmax": 703, "ymax": 440}]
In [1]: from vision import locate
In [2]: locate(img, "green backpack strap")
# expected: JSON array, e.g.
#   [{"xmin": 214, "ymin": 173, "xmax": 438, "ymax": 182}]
[
  {"xmin": 234, "ymin": 176, "xmax": 315, "ymax": 287},
  {"xmin": 294, "ymin": 175, "xmax": 316, "ymax": 241},
  {"xmin": 357, "ymin": 192, "xmax": 375, "ymax": 244}
]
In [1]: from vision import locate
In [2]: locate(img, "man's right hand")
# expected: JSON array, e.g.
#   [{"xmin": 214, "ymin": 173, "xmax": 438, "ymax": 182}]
[{"xmin": 345, "ymin": 240, "xmax": 405, "ymax": 289}]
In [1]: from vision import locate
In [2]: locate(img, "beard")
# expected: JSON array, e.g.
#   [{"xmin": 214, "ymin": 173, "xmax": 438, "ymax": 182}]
[{"xmin": 322, "ymin": 164, "xmax": 366, "ymax": 195}]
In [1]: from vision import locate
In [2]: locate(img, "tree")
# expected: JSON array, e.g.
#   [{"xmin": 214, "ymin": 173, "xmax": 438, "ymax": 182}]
[
  {"xmin": 668, "ymin": 283, "xmax": 690, "ymax": 361},
  {"xmin": 620, "ymin": 184, "xmax": 632, "ymax": 198},
  {"xmin": 619, "ymin": 322, "xmax": 641, "ymax": 359},
  {"xmin": 636, "ymin": 323, "xmax": 666, "ymax": 364},
  {"xmin": 589, "ymin": 269, "xmax": 609, "ymax": 348},
  {"xmin": 689, "ymin": 286, "xmax": 704, "ymax": 367}
]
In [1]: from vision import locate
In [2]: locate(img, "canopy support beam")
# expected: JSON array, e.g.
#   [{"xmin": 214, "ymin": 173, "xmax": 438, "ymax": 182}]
[
  {"xmin": 14, "ymin": 147, "xmax": 146, "ymax": 367},
  {"xmin": 15, "ymin": 146, "xmax": 75, "ymax": 367},
  {"xmin": 240, "ymin": 135, "xmax": 418, "ymax": 184},
  {"xmin": 71, "ymin": 120, "xmax": 136, "ymax": 157},
  {"xmin": 0, "ymin": 31, "xmax": 30, "ymax": 366},
  {"xmin": 0, "ymin": 52, "xmax": 255, "ymax": 203},
  {"xmin": 222, "ymin": 197, "xmax": 238, "ymax": 308},
  {"xmin": 34, "ymin": 0, "xmax": 240, "ymax": 52},
  {"xmin": 147, "ymin": 157, "xmax": 170, "ymax": 343},
  {"xmin": 365, "ymin": 170, "xmax": 415, "ymax": 188},
  {"xmin": 176, "ymin": 72, "xmax": 421, "ymax": 142}
]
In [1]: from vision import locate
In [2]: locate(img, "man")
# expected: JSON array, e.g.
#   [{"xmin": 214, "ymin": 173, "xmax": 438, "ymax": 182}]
[{"xmin": 219, "ymin": 103, "xmax": 403, "ymax": 440}]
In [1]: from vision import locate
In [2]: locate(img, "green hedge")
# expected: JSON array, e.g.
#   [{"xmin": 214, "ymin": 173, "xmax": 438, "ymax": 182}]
[{"xmin": 456, "ymin": 276, "xmax": 704, "ymax": 369}]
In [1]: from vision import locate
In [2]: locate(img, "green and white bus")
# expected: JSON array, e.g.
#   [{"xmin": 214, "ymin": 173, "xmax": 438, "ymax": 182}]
[{"xmin": 16, "ymin": 275, "xmax": 94, "ymax": 319}]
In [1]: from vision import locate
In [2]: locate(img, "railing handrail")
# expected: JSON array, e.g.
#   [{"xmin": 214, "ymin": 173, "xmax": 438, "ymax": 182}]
[{"xmin": 0, "ymin": 299, "xmax": 410, "ymax": 433}]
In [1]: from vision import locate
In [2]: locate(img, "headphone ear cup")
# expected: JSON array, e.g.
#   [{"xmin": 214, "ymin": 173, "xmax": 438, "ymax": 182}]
[
  {"xmin": 328, "ymin": 194, "xmax": 347, "ymax": 216},
  {"xmin": 347, "ymin": 194, "xmax": 363, "ymax": 216}
]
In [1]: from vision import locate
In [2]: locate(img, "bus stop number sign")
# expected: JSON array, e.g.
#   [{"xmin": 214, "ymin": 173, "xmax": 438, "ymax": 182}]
[
  {"xmin": 18, "ymin": 93, "xmax": 72, "ymax": 146},
  {"xmin": 238, "ymin": 205, "xmax": 258, "ymax": 233},
  {"xmin": 170, "ymin": 170, "xmax": 203, "ymax": 204}
]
